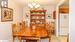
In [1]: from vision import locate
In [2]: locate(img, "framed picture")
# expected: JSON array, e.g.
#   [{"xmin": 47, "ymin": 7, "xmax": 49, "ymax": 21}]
[
  {"xmin": 0, "ymin": 0, "xmax": 8, "ymax": 8},
  {"xmin": 1, "ymin": 7, "xmax": 13, "ymax": 22}
]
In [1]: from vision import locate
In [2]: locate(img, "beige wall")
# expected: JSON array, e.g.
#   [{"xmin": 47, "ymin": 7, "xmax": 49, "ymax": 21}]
[
  {"xmin": 23, "ymin": 5, "xmax": 56, "ymax": 25},
  {"xmin": 0, "ymin": 0, "xmax": 23, "ymax": 42},
  {"xmin": 8, "ymin": 0, "xmax": 23, "ymax": 22}
]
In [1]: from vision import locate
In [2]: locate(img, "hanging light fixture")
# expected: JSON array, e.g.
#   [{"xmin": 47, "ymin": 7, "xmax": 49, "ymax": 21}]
[
  {"xmin": 35, "ymin": 4, "xmax": 40, "ymax": 8},
  {"xmin": 28, "ymin": 3, "xmax": 40, "ymax": 8},
  {"xmin": 32, "ymin": 3, "xmax": 36, "ymax": 6},
  {"xmin": 28, "ymin": 3, "xmax": 33, "ymax": 8}
]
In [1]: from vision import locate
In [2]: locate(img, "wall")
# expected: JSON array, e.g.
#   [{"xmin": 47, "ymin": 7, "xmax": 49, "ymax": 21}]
[
  {"xmin": 0, "ymin": 0, "xmax": 23, "ymax": 42},
  {"xmin": 8, "ymin": 0, "xmax": 23, "ymax": 22},
  {"xmin": 23, "ymin": 5, "xmax": 56, "ymax": 27}
]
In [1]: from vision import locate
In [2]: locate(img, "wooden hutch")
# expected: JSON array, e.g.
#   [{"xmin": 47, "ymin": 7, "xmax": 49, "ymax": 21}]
[{"xmin": 30, "ymin": 9, "xmax": 46, "ymax": 29}]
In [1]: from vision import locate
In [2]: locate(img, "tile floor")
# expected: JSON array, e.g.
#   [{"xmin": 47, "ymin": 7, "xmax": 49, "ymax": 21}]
[{"xmin": 50, "ymin": 35, "xmax": 68, "ymax": 42}]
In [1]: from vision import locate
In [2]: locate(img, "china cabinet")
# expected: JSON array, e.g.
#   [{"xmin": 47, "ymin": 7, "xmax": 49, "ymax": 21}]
[{"xmin": 30, "ymin": 9, "xmax": 46, "ymax": 29}]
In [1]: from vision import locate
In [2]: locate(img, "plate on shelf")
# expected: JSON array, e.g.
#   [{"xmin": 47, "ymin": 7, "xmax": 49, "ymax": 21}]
[
  {"xmin": 37, "ymin": 17, "xmax": 39, "ymax": 19},
  {"xmin": 32, "ymin": 16, "xmax": 36, "ymax": 19},
  {"xmin": 37, "ymin": 12, "xmax": 40, "ymax": 14},
  {"xmin": 41, "ymin": 17, "xmax": 44, "ymax": 19},
  {"xmin": 32, "ymin": 12, "xmax": 36, "ymax": 14},
  {"xmin": 32, "ymin": 22, "xmax": 35, "ymax": 24},
  {"xmin": 41, "ymin": 12, "xmax": 44, "ymax": 14},
  {"xmin": 36, "ymin": 21, "xmax": 40, "ymax": 24}
]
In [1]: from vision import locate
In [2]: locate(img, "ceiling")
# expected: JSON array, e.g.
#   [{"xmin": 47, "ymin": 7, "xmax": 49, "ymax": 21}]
[
  {"xmin": 13, "ymin": 0, "xmax": 65, "ymax": 6},
  {"xmin": 60, "ymin": 0, "xmax": 69, "ymax": 7}
]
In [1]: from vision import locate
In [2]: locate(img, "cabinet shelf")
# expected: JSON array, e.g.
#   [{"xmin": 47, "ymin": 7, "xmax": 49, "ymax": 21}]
[
  {"xmin": 31, "ymin": 14, "xmax": 45, "ymax": 16},
  {"xmin": 32, "ymin": 23, "xmax": 45, "ymax": 25},
  {"xmin": 31, "ymin": 19, "xmax": 45, "ymax": 20},
  {"xmin": 30, "ymin": 9, "xmax": 46, "ymax": 29}
]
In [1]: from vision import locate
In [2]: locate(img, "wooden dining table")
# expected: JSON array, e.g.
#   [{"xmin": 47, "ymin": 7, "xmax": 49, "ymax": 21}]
[{"xmin": 13, "ymin": 28, "xmax": 49, "ymax": 41}]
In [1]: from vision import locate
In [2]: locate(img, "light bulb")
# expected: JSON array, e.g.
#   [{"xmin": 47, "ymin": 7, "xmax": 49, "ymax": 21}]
[
  {"xmin": 35, "ymin": 4, "xmax": 40, "ymax": 8},
  {"xmin": 32, "ymin": 3, "xmax": 36, "ymax": 6},
  {"xmin": 28, "ymin": 3, "xmax": 40, "ymax": 8},
  {"xmin": 28, "ymin": 4, "xmax": 33, "ymax": 8}
]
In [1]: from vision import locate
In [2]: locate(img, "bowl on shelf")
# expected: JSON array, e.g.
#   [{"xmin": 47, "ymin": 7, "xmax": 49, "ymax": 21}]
[
  {"xmin": 41, "ymin": 17, "xmax": 44, "ymax": 19},
  {"xmin": 37, "ymin": 17, "xmax": 39, "ymax": 19},
  {"xmin": 41, "ymin": 12, "xmax": 44, "ymax": 14},
  {"xmin": 36, "ymin": 21, "xmax": 40, "ymax": 24}
]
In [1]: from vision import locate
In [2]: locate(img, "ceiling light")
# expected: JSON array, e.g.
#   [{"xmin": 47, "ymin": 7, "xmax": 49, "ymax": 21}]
[
  {"xmin": 28, "ymin": 3, "xmax": 40, "ymax": 8},
  {"xmin": 32, "ymin": 3, "xmax": 36, "ymax": 6},
  {"xmin": 28, "ymin": 4, "xmax": 33, "ymax": 8},
  {"xmin": 35, "ymin": 4, "xmax": 40, "ymax": 8}
]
